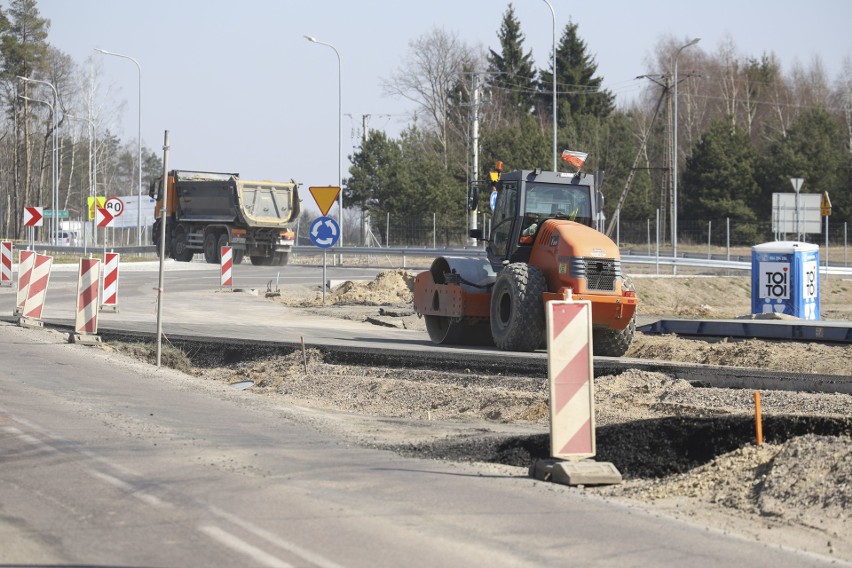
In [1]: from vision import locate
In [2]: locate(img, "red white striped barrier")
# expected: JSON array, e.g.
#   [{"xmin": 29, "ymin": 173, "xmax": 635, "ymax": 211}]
[
  {"xmin": 20, "ymin": 253, "xmax": 53, "ymax": 325},
  {"xmin": 0, "ymin": 241, "xmax": 11, "ymax": 287},
  {"xmin": 75, "ymin": 258, "xmax": 101, "ymax": 335},
  {"xmin": 15, "ymin": 250, "xmax": 35, "ymax": 315},
  {"xmin": 220, "ymin": 246, "xmax": 233, "ymax": 287},
  {"xmin": 546, "ymin": 299, "xmax": 595, "ymax": 460},
  {"xmin": 100, "ymin": 252, "xmax": 119, "ymax": 312}
]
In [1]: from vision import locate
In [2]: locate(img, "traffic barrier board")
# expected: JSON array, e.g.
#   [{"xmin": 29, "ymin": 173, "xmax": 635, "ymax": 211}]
[
  {"xmin": 1, "ymin": 241, "xmax": 11, "ymax": 287},
  {"xmin": 101, "ymin": 252, "xmax": 120, "ymax": 311},
  {"xmin": 546, "ymin": 299, "xmax": 595, "ymax": 460},
  {"xmin": 220, "ymin": 246, "xmax": 233, "ymax": 287},
  {"xmin": 15, "ymin": 250, "xmax": 35, "ymax": 312},
  {"xmin": 75, "ymin": 258, "xmax": 100, "ymax": 334},
  {"xmin": 22, "ymin": 253, "xmax": 52, "ymax": 321}
]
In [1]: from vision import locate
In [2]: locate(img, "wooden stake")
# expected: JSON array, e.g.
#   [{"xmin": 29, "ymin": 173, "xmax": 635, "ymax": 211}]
[
  {"xmin": 300, "ymin": 336, "xmax": 308, "ymax": 375},
  {"xmin": 754, "ymin": 391, "xmax": 763, "ymax": 446}
]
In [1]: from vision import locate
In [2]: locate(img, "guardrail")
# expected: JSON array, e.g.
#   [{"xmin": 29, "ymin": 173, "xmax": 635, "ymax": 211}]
[{"xmin": 15, "ymin": 243, "xmax": 852, "ymax": 276}]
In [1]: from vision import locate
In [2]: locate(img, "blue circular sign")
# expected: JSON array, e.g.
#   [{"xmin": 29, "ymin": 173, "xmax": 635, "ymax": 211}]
[
  {"xmin": 309, "ymin": 216, "xmax": 340, "ymax": 249},
  {"xmin": 489, "ymin": 190, "xmax": 498, "ymax": 211}
]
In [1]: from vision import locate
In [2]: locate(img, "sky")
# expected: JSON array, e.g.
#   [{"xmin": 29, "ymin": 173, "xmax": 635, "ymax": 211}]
[{"xmin": 28, "ymin": 0, "xmax": 852, "ymax": 214}]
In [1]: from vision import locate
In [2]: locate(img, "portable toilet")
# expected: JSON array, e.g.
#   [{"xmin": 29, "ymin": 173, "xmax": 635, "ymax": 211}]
[{"xmin": 751, "ymin": 241, "xmax": 820, "ymax": 320}]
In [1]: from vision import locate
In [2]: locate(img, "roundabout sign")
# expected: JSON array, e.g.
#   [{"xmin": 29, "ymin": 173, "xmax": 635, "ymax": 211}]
[{"xmin": 309, "ymin": 216, "xmax": 340, "ymax": 249}]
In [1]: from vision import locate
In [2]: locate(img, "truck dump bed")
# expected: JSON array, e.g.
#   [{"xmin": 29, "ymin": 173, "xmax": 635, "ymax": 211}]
[{"xmin": 173, "ymin": 171, "xmax": 299, "ymax": 227}]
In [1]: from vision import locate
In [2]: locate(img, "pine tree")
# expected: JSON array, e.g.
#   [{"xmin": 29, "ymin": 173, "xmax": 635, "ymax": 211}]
[
  {"xmin": 539, "ymin": 21, "xmax": 614, "ymax": 125},
  {"xmin": 487, "ymin": 3, "xmax": 538, "ymax": 114}
]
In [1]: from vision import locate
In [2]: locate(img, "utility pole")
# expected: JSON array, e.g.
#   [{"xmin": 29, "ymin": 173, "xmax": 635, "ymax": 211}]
[{"xmin": 470, "ymin": 73, "xmax": 481, "ymax": 246}]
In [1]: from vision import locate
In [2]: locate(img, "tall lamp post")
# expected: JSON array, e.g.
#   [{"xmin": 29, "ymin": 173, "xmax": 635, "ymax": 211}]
[
  {"xmin": 672, "ymin": 37, "xmax": 700, "ymax": 274},
  {"xmin": 541, "ymin": 0, "xmax": 557, "ymax": 171},
  {"xmin": 19, "ymin": 92, "xmax": 57, "ymax": 246},
  {"xmin": 95, "ymin": 48, "xmax": 143, "ymax": 246},
  {"xmin": 304, "ymin": 34, "xmax": 343, "ymax": 247}
]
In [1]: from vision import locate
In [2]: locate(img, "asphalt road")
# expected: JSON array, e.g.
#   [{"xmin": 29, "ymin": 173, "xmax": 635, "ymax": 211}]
[{"xmin": 1, "ymin": 319, "xmax": 841, "ymax": 567}]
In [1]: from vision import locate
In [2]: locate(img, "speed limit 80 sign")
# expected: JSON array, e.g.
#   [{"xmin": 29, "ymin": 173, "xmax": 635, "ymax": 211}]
[{"xmin": 104, "ymin": 196, "xmax": 124, "ymax": 217}]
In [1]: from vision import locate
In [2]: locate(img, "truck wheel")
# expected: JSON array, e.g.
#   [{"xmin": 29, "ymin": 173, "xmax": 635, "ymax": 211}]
[
  {"xmin": 593, "ymin": 316, "xmax": 636, "ymax": 357},
  {"xmin": 490, "ymin": 263, "xmax": 547, "ymax": 352},
  {"xmin": 203, "ymin": 233, "xmax": 219, "ymax": 264},
  {"xmin": 173, "ymin": 230, "xmax": 194, "ymax": 262},
  {"xmin": 250, "ymin": 255, "xmax": 270, "ymax": 266},
  {"xmin": 233, "ymin": 251, "xmax": 244, "ymax": 265},
  {"xmin": 272, "ymin": 252, "xmax": 289, "ymax": 266}
]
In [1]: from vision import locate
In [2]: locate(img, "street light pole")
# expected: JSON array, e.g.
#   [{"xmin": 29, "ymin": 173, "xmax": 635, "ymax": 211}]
[
  {"xmin": 304, "ymin": 34, "xmax": 343, "ymax": 247},
  {"xmin": 672, "ymin": 37, "xmax": 700, "ymax": 275},
  {"xmin": 19, "ymin": 77, "xmax": 58, "ymax": 245},
  {"xmin": 19, "ymin": 92, "xmax": 57, "ymax": 246},
  {"xmin": 95, "ymin": 48, "xmax": 143, "ymax": 246},
  {"xmin": 541, "ymin": 0, "xmax": 557, "ymax": 171}
]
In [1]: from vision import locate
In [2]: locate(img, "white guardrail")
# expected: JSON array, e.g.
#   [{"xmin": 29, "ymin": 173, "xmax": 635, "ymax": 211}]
[{"xmin": 17, "ymin": 244, "xmax": 852, "ymax": 276}]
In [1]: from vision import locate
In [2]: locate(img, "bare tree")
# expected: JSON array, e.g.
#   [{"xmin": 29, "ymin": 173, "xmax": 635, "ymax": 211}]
[{"xmin": 382, "ymin": 27, "xmax": 479, "ymax": 169}]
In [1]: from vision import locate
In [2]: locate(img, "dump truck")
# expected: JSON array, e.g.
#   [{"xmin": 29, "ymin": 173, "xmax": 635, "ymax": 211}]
[
  {"xmin": 413, "ymin": 165, "xmax": 637, "ymax": 356},
  {"xmin": 149, "ymin": 170, "xmax": 301, "ymax": 266}
]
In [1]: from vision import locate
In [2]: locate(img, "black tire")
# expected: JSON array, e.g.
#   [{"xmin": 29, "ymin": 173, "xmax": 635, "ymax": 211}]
[
  {"xmin": 272, "ymin": 252, "xmax": 290, "ymax": 266},
  {"xmin": 173, "ymin": 229, "xmax": 194, "ymax": 262},
  {"xmin": 250, "ymin": 255, "xmax": 270, "ymax": 266},
  {"xmin": 203, "ymin": 233, "xmax": 219, "ymax": 264},
  {"xmin": 233, "ymin": 250, "xmax": 244, "ymax": 265},
  {"xmin": 489, "ymin": 263, "xmax": 547, "ymax": 352},
  {"xmin": 593, "ymin": 316, "xmax": 636, "ymax": 357},
  {"xmin": 424, "ymin": 315, "xmax": 492, "ymax": 346}
]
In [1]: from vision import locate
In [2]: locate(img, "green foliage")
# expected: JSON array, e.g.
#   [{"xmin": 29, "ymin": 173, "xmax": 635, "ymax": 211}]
[
  {"xmin": 756, "ymin": 107, "xmax": 850, "ymax": 222},
  {"xmin": 539, "ymin": 21, "xmax": 615, "ymax": 124},
  {"xmin": 682, "ymin": 120, "xmax": 760, "ymax": 222},
  {"xmin": 487, "ymin": 3, "xmax": 538, "ymax": 114}
]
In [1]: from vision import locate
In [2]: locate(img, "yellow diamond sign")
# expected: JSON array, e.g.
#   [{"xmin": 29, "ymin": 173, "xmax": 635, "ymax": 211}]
[{"xmin": 309, "ymin": 186, "xmax": 340, "ymax": 217}]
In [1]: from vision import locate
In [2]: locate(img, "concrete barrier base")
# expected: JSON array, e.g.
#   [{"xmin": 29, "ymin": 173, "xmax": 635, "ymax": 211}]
[
  {"xmin": 17, "ymin": 317, "xmax": 43, "ymax": 329},
  {"xmin": 68, "ymin": 333, "xmax": 103, "ymax": 345},
  {"xmin": 99, "ymin": 305, "xmax": 119, "ymax": 313},
  {"xmin": 530, "ymin": 459, "xmax": 622, "ymax": 486}
]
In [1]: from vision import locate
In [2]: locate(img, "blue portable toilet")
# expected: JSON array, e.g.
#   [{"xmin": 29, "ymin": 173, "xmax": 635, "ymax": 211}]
[{"xmin": 751, "ymin": 242, "xmax": 820, "ymax": 320}]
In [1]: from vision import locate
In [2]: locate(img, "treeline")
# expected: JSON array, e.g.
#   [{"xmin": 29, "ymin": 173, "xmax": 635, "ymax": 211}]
[
  {"xmin": 346, "ymin": 4, "xmax": 852, "ymax": 245},
  {"xmin": 0, "ymin": 0, "xmax": 162, "ymax": 240}
]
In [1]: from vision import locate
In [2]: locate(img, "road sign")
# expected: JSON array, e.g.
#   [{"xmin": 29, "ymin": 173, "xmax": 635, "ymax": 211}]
[
  {"xmin": 96, "ymin": 207, "xmax": 115, "ymax": 228},
  {"xmin": 821, "ymin": 191, "xmax": 832, "ymax": 217},
  {"xmin": 489, "ymin": 190, "xmax": 498, "ymax": 211},
  {"xmin": 87, "ymin": 196, "xmax": 106, "ymax": 220},
  {"xmin": 790, "ymin": 177, "xmax": 804, "ymax": 194},
  {"xmin": 44, "ymin": 209, "xmax": 69, "ymax": 219},
  {"xmin": 309, "ymin": 216, "xmax": 340, "ymax": 248},
  {"xmin": 23, "ymin": 206, "xmax": 43, "ymax": 227},
  {"xmin": 105, "ymin": 196, "xmax": 125, "ymax": 217},
  {"xmin": 309, "ymin": 186, "xmax": 340, "ymax": 216}
]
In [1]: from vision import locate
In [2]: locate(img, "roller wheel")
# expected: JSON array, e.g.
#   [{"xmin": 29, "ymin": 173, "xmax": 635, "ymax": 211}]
[
  {"xmin": 490, "ymin": 263, "xmax": 547, "ymax": 352},
  {"xmin": 424, "ymin": 315, "xmax": 493, "ymax": 346},
  {"xmin": 203, "ymin": 233, "xmax": 219, "ymax": 264},
  {"xmin": 593, "ymin": 316, "xmax": 636, "ymax": 357}
]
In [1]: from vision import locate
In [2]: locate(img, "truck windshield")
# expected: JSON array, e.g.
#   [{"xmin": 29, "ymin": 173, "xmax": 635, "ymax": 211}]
[{"xmin": 524, "ymin": 182, "xmax": 592, "ymax": 226}]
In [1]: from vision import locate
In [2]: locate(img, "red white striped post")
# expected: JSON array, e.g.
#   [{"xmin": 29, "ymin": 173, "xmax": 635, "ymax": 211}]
[
  {"xmin": 14, "ymin": 250, "xmax": 35, "ymax": 315},
  {"xmin": 1, "ymin": 241, "xmax": 12, "ymax": 287},
  {"xmin": 74, "ymin": 258, "xmax": 101, "ymax": 338},
  {"xmin": 19, "ymin": 253, "xmax": 53, "ymax": 328},
  {"xmin": 100, "ymin": 252, "xmax": 120, "ymax": 312},
  {"xmin": 220, "ymin": 246, "xmax": 233, "ymax": 288},
  {"xmin": 547, "ymin": 300, "xmax": 595, "ymax": 460},
  {"xmin": 530, "ymin": 299, "xmax": 621, "ymax": 485}
]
